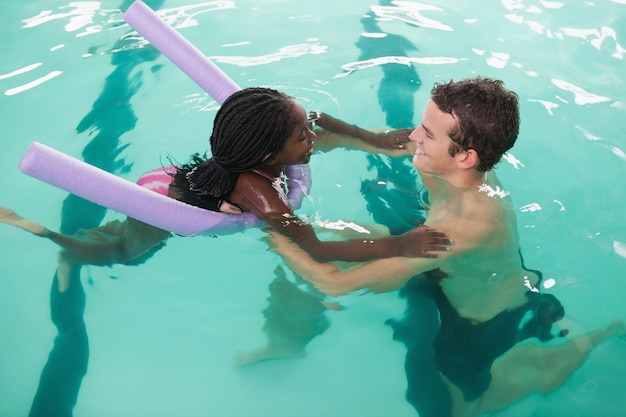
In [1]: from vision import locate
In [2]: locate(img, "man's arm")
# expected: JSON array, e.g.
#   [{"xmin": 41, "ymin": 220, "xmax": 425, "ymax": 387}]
[
  {"xmin": 231, "ymin": 173, "xmax": 450, "ymax": 263},
  {"xmin": 267, "ymin": 228, "xmax": 443, "ymax": 296},
  {"xmin": 268, "ymin": 207, "xmax": 500, "ymax": 297}
]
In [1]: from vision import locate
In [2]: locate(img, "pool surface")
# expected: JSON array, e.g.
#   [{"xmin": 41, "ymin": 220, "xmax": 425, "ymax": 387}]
[{"xmin": 1, "ymin": 1, "xmax": 625, "ymax": 416}]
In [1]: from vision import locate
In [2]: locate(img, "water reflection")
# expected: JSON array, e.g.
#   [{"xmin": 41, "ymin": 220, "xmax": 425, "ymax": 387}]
[
  {"xmin": 234, "ymin": 0, "xmax": 428, "ymax": 367},
  {"xmin": 15, "ymin": 1, "xmax": 625, "ymax": 416},
  {"xmin": 351, "ymin": 2, "xmax": 623, "ymax": 417},
  {"xmin": 27, "ymin": 1, "xmax": 164, "ymax": 416},
  {"xmin": 356, "ymin": 1, "xmax": 426, "ymax": 236},
  {"xmin": 29, "ymin": 265, "xmax": 88, "ymax": 417}
]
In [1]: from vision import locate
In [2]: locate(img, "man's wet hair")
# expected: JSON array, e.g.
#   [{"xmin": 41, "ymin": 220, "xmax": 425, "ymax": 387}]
[{"xmin": 431, "ymin": 77, "xmax": 520, "ymax": 172}]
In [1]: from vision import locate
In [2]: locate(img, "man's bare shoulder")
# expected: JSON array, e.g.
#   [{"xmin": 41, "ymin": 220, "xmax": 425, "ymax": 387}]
[{"xmin": 424, "ymin": 191, "xmax": 515, "ymax": 262}]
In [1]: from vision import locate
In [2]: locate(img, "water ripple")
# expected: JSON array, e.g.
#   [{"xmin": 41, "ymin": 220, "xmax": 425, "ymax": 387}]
[
  {"xmin": 0, "ymin": 63, "xmax": 42, "ymax": 80},
  {"xmin": 551, "ymin": 79, "xmax": 612, "ymax": 105},
  {"xmin": 503, "ymin": 2, "xmax": 625, "ymax": 60},
  {"xmin": 560, "ymin": 26, "xmax": 626, "ymax": 59},
  {"xmin": 5, "ymin": 71, "xmax": 63, "ymax": 96},
  {"xmin": 613, "ymin": 241, "xmax": 626, "ymax": 258},
  {"xmin": 21, "ymin": 1, "xmax": 101, "ymax": 31},
  {"xmin": 157, "ymin": 1, "xmax": 236, "ymax": 29},
  {"xmin": 336, "ymin": 55, "xmax": 460, "ymax": 78},
  {"xmin": 371, "ymin": 1, "xmax": 452, "ymax": 31},
  {"xmin": 210, "ymin": 43, "xmax": 327, "ymax": 67},
  {"xmin": 528, "ymin": 99, "xmax": 560, "ymax": 116}
]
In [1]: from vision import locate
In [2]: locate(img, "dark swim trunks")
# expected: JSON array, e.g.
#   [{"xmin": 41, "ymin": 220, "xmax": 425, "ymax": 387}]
[
  {"xmin": 420, "ymin": 277, "xmax": 534, "ymax": 401},
  {"xmin": 414, "ymin": 267, "xmax": 564, "ymax": 402}
]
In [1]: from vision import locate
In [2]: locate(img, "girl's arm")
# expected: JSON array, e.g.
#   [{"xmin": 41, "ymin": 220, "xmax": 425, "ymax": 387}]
[
  {"xmin": 266, "ymin": 210, "xmax": 488, "ymax": 296},
  {"xmin": 266, "ymin": 228, "xmax": 442, "ymax": 296},
  {"xmin": 230, "ymin": 173, "xmax": 450, "ymax": 263},
  {"xmin": 312, "ymin": 112, "xmax": 414, "ymax": 156}
]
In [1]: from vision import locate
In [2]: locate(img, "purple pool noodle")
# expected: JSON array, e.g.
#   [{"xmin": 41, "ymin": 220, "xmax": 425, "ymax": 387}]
[
  {"xmin": 18, "ymin": 2, "xmax": 312, "ymax": 235},
  {"xmin": 19, "ymin": 142, "xmax": 310, "ymax": 236},
  {"xmin": 286, "ymin": 164, "xmax": 312, "ymax": 210},
  {"xmin": 123, "ymin": 0, "xmax": 240, "ymax": 104}
]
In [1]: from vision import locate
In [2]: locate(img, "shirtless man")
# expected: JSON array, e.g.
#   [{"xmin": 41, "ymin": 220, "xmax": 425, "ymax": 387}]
[
  {"xmin": 273, "ymin": 77, "xmax": 529, "ymax": 302},
  {"xmin": 1, "ymin": 88, "xmax": 451, "ymax": 281},
  {"xmin": 269, "ymin": 76, "xmax": 625, "ymax": 416}
]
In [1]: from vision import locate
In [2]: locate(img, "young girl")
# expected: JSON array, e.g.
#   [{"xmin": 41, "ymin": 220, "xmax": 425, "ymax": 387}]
[
  {"xmin": 1, "ymin": 87, "xmax": 450, "ymax": 271},
  {"xmin": 2, "ymin": 87, "xmax": 451, "ymax": 366}
]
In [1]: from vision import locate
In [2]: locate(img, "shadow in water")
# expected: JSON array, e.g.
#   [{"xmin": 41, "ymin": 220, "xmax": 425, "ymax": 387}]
[
  {"xmin": 355, "ymin": 4, "xmax": 577, "ymax": 417},
  {"xmin": 60, "ymin": 0, "xmax": 164, "ymax": 235},
  {"xmin": 356, "ymin": 3, "xmax": 426, "ymax": 236},
  {"xmin": 353, "ymin": 5, "xmax": 451, "ymax": 415},
  {"xmin": 29, "ymin": 266, "xmax": 87, "ymax": 417},
  {"xmin": 28, "ymin": 1, "xmax": 164, "ymax": 416}
]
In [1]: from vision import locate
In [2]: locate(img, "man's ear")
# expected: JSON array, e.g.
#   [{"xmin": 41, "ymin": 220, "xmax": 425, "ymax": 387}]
[{"xmin": 457, "ymin": 148, "xmax": 479, "ymax": 170}]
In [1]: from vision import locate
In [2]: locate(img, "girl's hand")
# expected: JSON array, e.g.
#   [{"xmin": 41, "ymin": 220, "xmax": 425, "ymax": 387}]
[
  {"xmin": 360, "ymin": 128, "xmax": 413, "ymax": 150},
  {"xmin": 396, "ymin": 226, "xmax": 453, "ymax": 258}
]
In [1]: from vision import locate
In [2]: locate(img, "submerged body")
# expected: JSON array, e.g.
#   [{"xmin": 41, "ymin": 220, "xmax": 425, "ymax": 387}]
[
  {"xmin": 1, "ymin": 88, "xmax": 450, "ymax": 277},
  {"xmin": 270, "ymin": 78, "xmax": 625, "ymax": 416}
]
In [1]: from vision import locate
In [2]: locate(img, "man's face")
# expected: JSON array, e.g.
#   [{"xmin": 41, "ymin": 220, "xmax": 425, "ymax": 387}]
[{"xmin": 409, "ymin": 99, "xmax": 458, "ymax": 176}]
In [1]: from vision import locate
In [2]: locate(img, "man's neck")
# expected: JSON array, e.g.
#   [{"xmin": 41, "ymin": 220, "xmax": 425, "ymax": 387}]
[{"xmin": 438, "ymin": 169, "xmax": 486, "ymax": 190}]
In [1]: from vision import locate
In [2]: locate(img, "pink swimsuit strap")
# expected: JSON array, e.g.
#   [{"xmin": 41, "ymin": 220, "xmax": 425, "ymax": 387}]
[
  {"xmin": 251, "ymin": 169, "xmax": 275, "ymax": 181},
  {"xmin": 136, "ymin": 165, "xmax": 176, "ymax": 197},
  {"xmin": 137, "ymin": 166, "xmax": 280, "ymax": 198}
]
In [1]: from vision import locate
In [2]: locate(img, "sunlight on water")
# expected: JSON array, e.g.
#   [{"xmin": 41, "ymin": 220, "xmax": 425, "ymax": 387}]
[
  {"xmin": 336, "ymin": 55, "xmax": 460, "ymax": 78},
  {"xmin": 1, "ymin": 1, "xmax": 625, "ymax": 416},
  {"xmin": 212, "ymin": 42, "xmax": 328, "ymax": 66},
  {"xmin": 551, "ymin": 78, "xmax": 612, "ymax": 105},
  {"xmin": 5, "ymin": 70, "xmax": 63, "ymax": 95},
  {"xmin": 372, "ymin": 1, "xmax": 453, "ymax": 31},
  {"xmin": 21, "ymin": 1, "xmax": 102, "ymax": 32},
  {"xmin": 0, "ymin": 62, "xmax": 43, "ymax": 80}
]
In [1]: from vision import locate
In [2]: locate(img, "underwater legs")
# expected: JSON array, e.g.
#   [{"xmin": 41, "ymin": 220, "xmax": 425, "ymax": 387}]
[
  {"xmin": 235, "ymin": 266, "xmax": 330, "ymax": 366},
  {"xmin": 28, "ymin": 261, "xmax": 89, "ymax": 417}
]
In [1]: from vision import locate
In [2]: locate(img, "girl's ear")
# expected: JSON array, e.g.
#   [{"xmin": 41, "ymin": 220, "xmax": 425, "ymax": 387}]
[{"xmin": 457, "ymin": 148, "xmax": 479, "ymax": 170}]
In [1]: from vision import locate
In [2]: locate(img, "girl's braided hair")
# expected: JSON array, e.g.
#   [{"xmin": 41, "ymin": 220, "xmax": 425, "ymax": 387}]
[{"xmin": 171, "ymin": 87, "xmax": 296, "ymax": 210}]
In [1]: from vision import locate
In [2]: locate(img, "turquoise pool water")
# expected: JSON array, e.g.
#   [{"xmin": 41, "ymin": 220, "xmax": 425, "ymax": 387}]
[{"xmin": 1, "ymin": 1, "xmax": 625, "ymax": 416}]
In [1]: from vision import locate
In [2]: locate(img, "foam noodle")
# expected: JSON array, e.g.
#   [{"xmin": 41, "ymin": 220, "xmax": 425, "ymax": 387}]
[
  {"xmin": 18, "ymin": 2, "xmax": 312, "ymax": 236},
  {"xmin": 19, "ymin": 142, "xmax": 311, "ymax": 236},
  {"xmin": 124, "ymin": 0, "xmax": 240, "ymax": 104}
]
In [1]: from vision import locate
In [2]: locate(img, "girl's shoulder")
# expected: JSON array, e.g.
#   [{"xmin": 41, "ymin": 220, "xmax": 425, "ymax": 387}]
[{"xmin": 231, "ymin": 171, "xmax": 291, "ymax": 215}]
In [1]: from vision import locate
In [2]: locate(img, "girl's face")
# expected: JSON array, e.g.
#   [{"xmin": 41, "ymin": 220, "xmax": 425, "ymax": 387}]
[{"xmin": 270, "ymin": 99, "xmax": 316, "ymax": 166}]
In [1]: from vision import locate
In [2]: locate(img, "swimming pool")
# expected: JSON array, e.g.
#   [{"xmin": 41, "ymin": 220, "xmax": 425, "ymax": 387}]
[{"xmin": 1, "ymin": 0, "xmax": 625, "ymax": 416}]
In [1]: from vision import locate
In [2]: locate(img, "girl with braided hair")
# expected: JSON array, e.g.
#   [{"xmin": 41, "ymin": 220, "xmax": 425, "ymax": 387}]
[
  {"xmin": 1, "ymin": 86, "xmax": 451, "ymax": 274},
  {"xmin": 1, "ymin": 87, "xmax": 452, "ymax": 368},
  {"xmin": 170, "ymin": 87, "xmax": 451, "ymax": 263}
]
